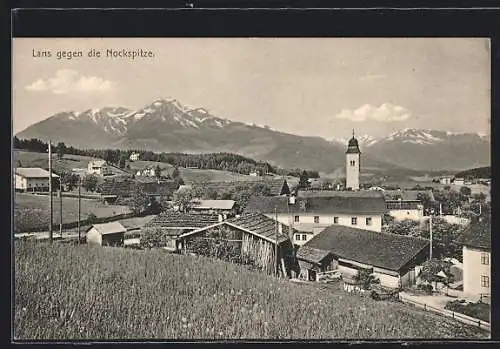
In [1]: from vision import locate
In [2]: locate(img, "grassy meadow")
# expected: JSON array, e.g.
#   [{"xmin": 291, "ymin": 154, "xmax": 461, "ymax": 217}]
[
  {"xmin": 14, "ymin": 241, "xmax": 487, "ymax": 340},
  {"xmin": 14, "ymin": 193, "xmax": 131, "ymax": 233}
]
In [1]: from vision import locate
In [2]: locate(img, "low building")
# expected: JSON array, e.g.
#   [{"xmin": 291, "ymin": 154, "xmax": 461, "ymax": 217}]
[
  {"xmin": 136, "ymin": 167, "xmax": 157, "ymax": 177},
  {"xmin": 178, "ymin": 213, "xmax": 298, "ymax": 276},
  {"xmin": 244, "ymin": 191, "xmax": 387, "ymax": 245},
  {"xmin": 200, "ymin": 178, "xmax": 296, "ymax": 197},
  {"xmin": 142, "ymin": 211, "xmax": 221, "ymax": 251},
  {"xmin": 15, "ymin": 167, "xmax": 59, "ymax": 192},
  {"xmin": 439, "ymin": 176, "xmax": 453, "ymax": 185},
  {"xmin": 129, "ymin": 152, "xmax": 140, "ymax": 161},
  {"xmin": 453, "ymin": 177, "xmax": 465, "ymax": 186},
  {"xmin": 87, "ymin": 160, "xmax": 112, "ymax": 176},
  {"xmin": 386, "ymin": 199, "xmax": 424, "ymax": 221},
  {"xmin": 190, "ymin": 199, "xmax": 238, "ymax": 218},
  {"xmin": 462, "ymin": 220, "xmax": 490, "ymax": 299},
  {"xmin": 86, "ymin": 222, "xmax": 126, "ymax": 246},
  {"xmin": 296, "ymin": 225, "xmax": 429, "ymax": 289}
]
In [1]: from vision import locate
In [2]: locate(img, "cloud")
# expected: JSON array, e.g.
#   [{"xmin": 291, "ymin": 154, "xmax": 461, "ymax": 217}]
[
  {"xmin": 334, "ymin": 103, "xmax": 411, "ymax": 122},
  {"xmin": 25, "ymin": 69, "xmax": 115, "ymax": 94},
  {"xmin": 359, "ymin": 74, "xmax": 386, "ymax": 81}
]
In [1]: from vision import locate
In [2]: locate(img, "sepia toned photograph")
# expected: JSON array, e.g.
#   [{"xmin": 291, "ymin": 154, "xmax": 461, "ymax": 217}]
[{"xmin": 12, "ymin": 37, "xmax": 491, "ymax": 340}]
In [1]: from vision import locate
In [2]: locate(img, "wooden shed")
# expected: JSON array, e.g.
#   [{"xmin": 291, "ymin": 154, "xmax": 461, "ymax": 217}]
[
  {"xmin": 86, "ymin": 222, "xmax": 127, "ymax": 246},
  {"xmin": 178, "ymin": 212, "xmax": 299, "ymax": 277}
]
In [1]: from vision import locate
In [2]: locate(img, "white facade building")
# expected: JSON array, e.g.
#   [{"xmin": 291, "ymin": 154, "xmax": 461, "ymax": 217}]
[
  {"xmin": 87, "ymin": 160, "xmax": 112, "ymax": 176},
  {"xmin": 15, "ymin": 167, "xmax": 59, "ymax": 192},
  {"xmin": 345, "ymin": 132, "xmax": 361, "ymax": 191}
]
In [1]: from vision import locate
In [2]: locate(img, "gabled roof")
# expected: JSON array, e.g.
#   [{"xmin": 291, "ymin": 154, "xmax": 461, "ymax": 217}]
[
  {"xmin": 89, "ymin": 160, "xmax": 107, "ymax": 167},
  {"xmin": 145, "ymin": 211, "xmax": 220, "ymax": 229},
  {"xmin": 200, "ymin": 178, "xmax": 296, "ymax": 197},
  {"xmin": 244, "ymin": 194, "xmax": 387, "ymax": 215},
  {"xmin": 179, "ymin": 212, "xmax": 292, "ymax": 244},
  {"xmin": 191, "ymin": 199, "xmax": 236, "ymax": 210},
  {"xmin": 386, "ymin": 200, "xmax": 422, "ymax": 210},
  {"xmin": 15, "ymin": 167, "xmax": 59, "ymax": 179},
  {"xmin": 301, "ymin": 225, "xmax": 429, "ymax": 272},
  {"xmin": 88, "ymin": 222, "xmax": 126, "ymax": 235},
  {"xmin": 296, "ymin": 246, "xmax": 331, "ymax": 264},
  {"xmin": 461, "ymin": 218, "xmax": 491, "ymax": 250}
]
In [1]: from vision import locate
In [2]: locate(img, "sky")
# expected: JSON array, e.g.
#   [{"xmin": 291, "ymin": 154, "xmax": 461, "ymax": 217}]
[{"xmin": 13, "ymin": 38, "xmax": 491, "ymax": 139}]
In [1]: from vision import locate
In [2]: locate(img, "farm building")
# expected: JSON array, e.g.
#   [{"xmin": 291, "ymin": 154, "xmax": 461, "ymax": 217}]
[
  {"xmin": 383, "ymin": 189, "xmax": 435, "ymax": 202},
  {"xmin": 178, "ymin": 213, "xmax": 298, "ymax": 276},
  {"xmin": 129, "ymin": 152, "xmax": 140, "ymax": 161},
  {"xmin": 86, "ymin": 222, "xmax": 126, "ymax": 246},
  {"xmin": 141, "ymin": 211, "xmax": 221, "ymax": 251},
  {"xmin": 244, "ymin": 190, "xmax": 387, "ymax": 245},
  {"xmin": 87, "ymin": 160, "xmax": 112, "ymax": 176},
  {"xmin": 201, "ymin": 178, "xmax": 297, "ymax": 197},
  {"xmin": 136, "ymin": 167, "xmax": 158, "ymax": 177},
  {"xmin": 296, "ymin": 225, "xmax": 429, "ymax": 289},
  {"xmin": 386, "ymin": 199, "xmax": 424, "ymax": 221},
  {"xmin": 99, "ymin": 178, "xmax": 179, "ymax": 200},
  {"xmin": 189, "ymin": 199, "xmax": 238, "ymax": 218},
  {"xmin": 15, "ymin": 167, "xmax": 59, "ymax": 192},
  {"xmin": 453, "ymin": 177, "xmax": 465, "ymax": 186}
]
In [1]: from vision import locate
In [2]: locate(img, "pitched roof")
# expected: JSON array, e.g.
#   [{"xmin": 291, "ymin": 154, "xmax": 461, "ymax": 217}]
[
  {"xmin": 384, "ymin": 190, "xmax": 435, "ymax": 202},
  {"xmin": 191, "ymin": 199, "xmax": 236, "ymax": 210},
  {"xmin": 244, "ymin": 194, "xmax": 387, "ymax": 215},
  {"xmin": 386, "ymin": 200, "xmax": 422, "ymax": 210},
  {"xmin": 301, "ymin": 225, "xmax": 429, "ymax": 272},
  {"xmin": 200, "ymin": 178, "xmax": 296, "ymax": 196},
  {"xmin": 297, "ymin": 190, "xmax": 384, "ymax": 198},
  {"xmin": 15, "ymin": 167, "xmax": 59, "ymax": 178},
  {"xmin": 296, "ymin": 246, "xmax": 331, "ymax": 264},
  {"xmin": 89, "ymin": 160, "xmax": 107, "ymax": 167},
  {"xmin": 179, "ymin": 212, "xmax": 292, "ymax": 244},
  {"xmin": 89, "ymin": 222, "xmax": 127, "ymax": 235},
  {"xmin": 461, "ymin": 218, "xmax": 491, "ymax": 250},
  {"xmin": 145, "ymin": 211, "xmax": 220, "ymax": 229}
]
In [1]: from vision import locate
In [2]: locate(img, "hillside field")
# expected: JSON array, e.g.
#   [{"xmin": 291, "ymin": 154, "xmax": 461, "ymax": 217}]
[
  {"xmin": 14, "ymin": 193, "xmax": 131, "ymax": 233},
  {"xmin": 14, "ymin": 241, "xmax": 487, "ymax": 340}
]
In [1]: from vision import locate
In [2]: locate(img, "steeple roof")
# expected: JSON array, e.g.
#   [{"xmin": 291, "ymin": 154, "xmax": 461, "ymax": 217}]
[{"xmin": 346, "ymin": 129, "xmax": 361, "ymax": 154}]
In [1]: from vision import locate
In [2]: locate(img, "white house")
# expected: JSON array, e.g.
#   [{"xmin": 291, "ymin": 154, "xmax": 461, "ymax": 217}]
[
  {"xmin": 439, "ymin": 176, "xmax": 453, "ymax": 185},
  {"xmin": 244, "ymin": 191, "xmax": 387, "ymax": 246},
  {"xmin": 453, "ymin": 177, "xmax": 465, "ymax": 186},
  {"xmin": 386, "ymin": 199, "xmax": 424, "ymax": 221},
  {"xmin": 87, "ymin": 160, "xmax": 112, "ymax": 176},
  {"xmin": 86, "ymin": 222, "xmax": 126, "ymax": 246},
  {"xmin": 129, "ymin": 152, "xmax": 140, "ymax": 161},
  {"xmin": 136, "ymin": 167, "xmax": 157, "ymax": 177},
  {"xmin": 15, "ymin": 167, "xmax": 59, "ymax": 192},
  {"xmin": 462, "ymin": 223, "xmax": 490, "ymax": 300},
  {"xmin": 296, "ymin": 225, "xmax": 429, "ymax": 288}
]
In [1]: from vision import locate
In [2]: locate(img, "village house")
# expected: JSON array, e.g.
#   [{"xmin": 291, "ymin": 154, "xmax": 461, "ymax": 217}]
[
  {"xmin": 136, "ymin": 166, "xmax": 158, "ymax": 177},
  {"xmin": 99, "ymin": 178, "xmax": 179, "ymax": 201},
  {"xmin": 14, "ymin": 167, "xmax": 59, "ymax": 192},
  {"xmin": 386, "ymin": 199, "xmax": 424, "ymax": 221},
  {"xmin": 178, "ymin": 212, "xmax": 298, "ymax": 276},
  {"xmin": 244, "ymin": 190, "xmax": 387, "ymax": 245},
  {"xmin": 142, "ymin": 211, "xmax": 221, "ymax": 251},
  {"xmin": 296, "ymin": 225, "xmax": 429, "ymax": 289},
  {"xmin": 129, "ymin": 152, "xmax": 140, "ymax": 161},
  {"xmin": 87, "ymin": 160, "xmax": 112, "ymax": 176},
  {"xmin": 189, "ymin": 199, "xmax": 238, "ymax": 218},
  {"xmin": 461, "ymin": 221, "xmax": 490, "ymax": 300},
  {"xmin": 86, "ymin": 222, "xmax": 127, "ymax": 247},
  {"xmin": 439, "ymin": 176, "xmax": 454, "ymax": 185},
  {"xmin": 453, "ymin": 177, "xmax": 465, "ymax": 186},
  {"xmin": 201, "ymin": 178, "xmax": 297, "ymax": 197}
]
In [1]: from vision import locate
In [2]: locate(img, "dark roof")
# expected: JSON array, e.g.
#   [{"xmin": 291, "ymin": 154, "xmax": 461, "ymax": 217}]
[
  {"xmin": 386, "ymin": 200, "xmax": 422, "ymax": 210},
  {"xmin": 145, "ymin": 211, "xmax": 220, "ymax": 229},
  {"xmin": 244, "ymin": 194, "xmax": 387, "ymax": 215},
  {"xmin": 301, "ymin": 225, "xmax": 429, "ymax": 272},
  {"xmin": 201, "ymin": 178, "xmax": 295, "ymax": 196},
  {"xmin": 461, "ymin": 218, "xmax": 491, "ymax": 250},
  {"xmin": 179, "ymin": 213, "xmax": 292, "ymax": 244},
  {"xmin": 384, "ymin": 190, "xmax": 435, "ymax": 202},
  {"xmin": 296, "ymin": 246, "xmax": 331, "ymax": 264},
  {"xmin": 99, "ymin": 179, "xmax": 178, "ymax": 197},
  {"xmin": 346, "ymin": 136, "xmax": 361, "ymax": 154}
]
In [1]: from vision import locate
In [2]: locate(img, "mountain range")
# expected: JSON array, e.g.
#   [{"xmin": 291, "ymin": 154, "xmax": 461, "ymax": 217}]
[{"xmin": 16, "ymin": 98, "xmax": 490, "ymax": 174}]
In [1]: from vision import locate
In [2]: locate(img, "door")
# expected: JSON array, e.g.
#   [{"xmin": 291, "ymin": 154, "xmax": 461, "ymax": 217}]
[{"xmin": 308, "ymin": 269, "xmax": 317, "ymax": 281}]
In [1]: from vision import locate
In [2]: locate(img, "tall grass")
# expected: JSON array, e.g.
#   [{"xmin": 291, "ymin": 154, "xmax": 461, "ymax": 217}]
[{"xmin": 14, "ymin": 241, "xmax": 487, "ymax": 340}]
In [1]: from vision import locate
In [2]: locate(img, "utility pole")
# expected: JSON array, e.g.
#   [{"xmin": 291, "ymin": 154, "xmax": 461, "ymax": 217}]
[
  {"xmin": 78, "ymin": 176, "xmax": 81, "ymax": 244},
  {"xmin": 59, "ymin": 174, "xmax": 63, "ymax": 238},
  {"xmin": 429, "ymin": 209, "xmax": 433, "ymax": 260},
  {"xmin": 275, "ymin": 207, "xmax": 278, "ymax": 278},
  {"xmin": 48, "ymin": 140, "xmax": 53, "ymax": 243}
]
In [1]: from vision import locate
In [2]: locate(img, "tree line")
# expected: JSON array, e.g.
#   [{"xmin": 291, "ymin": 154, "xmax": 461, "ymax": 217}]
[{"xmin": 13, "ymin": 136, "xmax": 320, "ymax": 178}]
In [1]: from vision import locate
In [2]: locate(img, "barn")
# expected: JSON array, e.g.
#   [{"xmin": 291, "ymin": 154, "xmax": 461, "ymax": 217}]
[
  {"xmin": 178, "ymin": 212, "xmax": 298, "ymax": 276},
  {"xmin": 296, "ymin": 225, "xmax": 429, "ymax": 289},
  {"xmin": 86, "ymin": 222, "xmax": 127, "ymax": 246}
]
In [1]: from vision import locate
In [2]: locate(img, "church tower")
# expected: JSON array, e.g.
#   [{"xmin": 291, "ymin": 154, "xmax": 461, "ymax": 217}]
[{"xmin": 345, "ymin": 129, "xmax": 361, "ymax": 190}]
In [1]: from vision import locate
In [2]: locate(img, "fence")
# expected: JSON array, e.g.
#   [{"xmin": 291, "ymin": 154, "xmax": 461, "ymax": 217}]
[{"xmin": 399, "ymin": 293, "xmax": 490, "ymax": 332}]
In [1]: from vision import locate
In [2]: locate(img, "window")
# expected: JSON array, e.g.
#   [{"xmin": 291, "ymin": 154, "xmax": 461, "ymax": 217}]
[
  {"xmin": 294, "ymin": 215, "xmax": 300, "ymax": 223},
  {"xmin": 351, "ymin": 160, "xmax": 356, "ymax": 166},
  {"xmin": 302, "ymin": 234, "xmax": 307, "ymax": 241},
  {"xmin": 314, "ymin": 216, "xmax": 320, "ymax": 223},
  {"xmin": 351, "ymin": 217, "xmax": 357, "ymax": 225},
  {"xmin": 334, "ymin": 217, "xmax": 339, "ymax": 224},
  {"xmin": 295, "ymin": 234, "xmax": 301, "ymax": 241},
  {"xmin": 481, "ymin": 275, "xmax": 489, "ymax": 288},
  {"xmin": 365, "ymin": 217, "xmax": 372, "ymax": 226},
  {"xmin": 481, "ymin": 253, "xmax": 489, "ymax": 265}
]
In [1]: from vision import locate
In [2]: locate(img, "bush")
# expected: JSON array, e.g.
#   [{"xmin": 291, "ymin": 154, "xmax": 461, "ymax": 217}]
[{"xmin": 417, "ymin": 283, "xmax": 433, "ymax": 295}]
